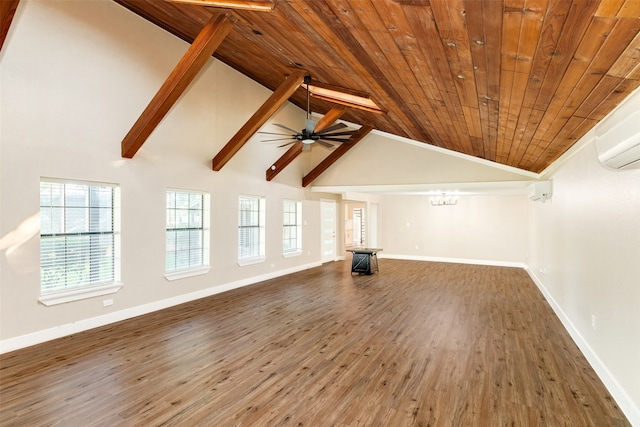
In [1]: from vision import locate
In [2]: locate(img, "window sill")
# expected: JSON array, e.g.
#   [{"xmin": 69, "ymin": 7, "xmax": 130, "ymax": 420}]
[
  {"xmin": 238, "ymin": 256, "xmax": 266, "ymax": 267},
  {"xmin": 39, "ymin": 282, "xmax": 123, "ymax": 306},
  {"xmin": 283, "ymin": 250, "xmax": 302, "ymax": 258},
  {"xmin": 164, "ymin": 266, "xmax": 211, "ymax": 281}
]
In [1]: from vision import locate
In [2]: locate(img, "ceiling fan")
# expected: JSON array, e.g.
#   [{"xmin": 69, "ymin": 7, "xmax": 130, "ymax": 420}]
[{"xmin": 259, "ymin": 75, "xmax": 358, "ymax": 151}]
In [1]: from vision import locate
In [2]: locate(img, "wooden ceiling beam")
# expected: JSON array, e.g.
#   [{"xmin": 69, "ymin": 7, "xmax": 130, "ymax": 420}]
[
  {"xmin": 266, "ymin": 142, "xmax": 303, "ymax": 181},
  {"xmin": 302, "ymin": 125, "xmax": 372, "ymax": 188},
  {"xmin": 266, "ymin": 106, "xmax": 347, "ymax": 181},
  {"xmin": 121, "ymin": 13, "xmax": 236, "ymax": 159},
  {"xmin": 0, "ymin": 0, "xmax": 20, "ymax": 51},
  {"xmin": 212, "ymin": 68, "xmax": 307, "ymax": 171}
]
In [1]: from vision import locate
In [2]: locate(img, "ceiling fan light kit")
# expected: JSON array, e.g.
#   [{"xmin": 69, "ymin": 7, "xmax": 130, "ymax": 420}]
[{"xmin": 259, "ymin": 75, "xmax": 359, "ymax": 150}]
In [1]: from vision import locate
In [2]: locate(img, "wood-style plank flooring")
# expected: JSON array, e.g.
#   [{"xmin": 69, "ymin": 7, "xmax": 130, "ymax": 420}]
[{"xmin": 0, "ymin": 259, "xmax": 630, "ymax": 426}]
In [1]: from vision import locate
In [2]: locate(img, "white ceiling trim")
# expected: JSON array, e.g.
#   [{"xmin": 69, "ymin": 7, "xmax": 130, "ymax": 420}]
[{"xmin": 311, "ymin": 180, "xmax": 536, "ymax": 196}]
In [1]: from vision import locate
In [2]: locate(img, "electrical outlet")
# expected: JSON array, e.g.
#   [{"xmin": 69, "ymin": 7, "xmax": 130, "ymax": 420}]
[
  {"xmin": 592, "ymin": 315, "xmax": 596, "ymax": 330},
  {"xmin": 103, "ymin": 299, "xmax": 113, "ymax": 307}
]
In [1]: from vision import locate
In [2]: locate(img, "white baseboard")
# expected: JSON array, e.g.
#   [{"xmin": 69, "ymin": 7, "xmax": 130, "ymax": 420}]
[
  {"xmin": 526, "ymin": 268, "xmax": 640, "ymax": 426},
  {"xmin": 379, "ymin": 253, "xmax": 526, "ymax": 269},
  {"xmin": 0, "ymin": 261, "xmax": 322, "ymax": 354}
]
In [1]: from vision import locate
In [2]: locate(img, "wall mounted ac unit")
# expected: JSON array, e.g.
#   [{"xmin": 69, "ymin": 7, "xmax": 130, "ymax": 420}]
[
  {"xmin": 595, "ymin": 94, "xmax": 640, "ymax": 170},
  {"xmin": 528, "ymin": 181, "xmax": 552, "ymax": 202},
  {"xmin": 596, "ymin": 131, "xmax": 640, "ymax": 170}
]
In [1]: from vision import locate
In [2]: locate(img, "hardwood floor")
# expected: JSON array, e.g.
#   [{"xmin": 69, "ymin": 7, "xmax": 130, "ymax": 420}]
[{"xmin": 0, "ymin": 259, "xmax": 630, "ymax": 426}]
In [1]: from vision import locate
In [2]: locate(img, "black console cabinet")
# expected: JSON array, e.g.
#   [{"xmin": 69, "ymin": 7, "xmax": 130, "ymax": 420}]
[{"xmin": 347, "ymin": 248, "xmax": 382, "ymax": 275}]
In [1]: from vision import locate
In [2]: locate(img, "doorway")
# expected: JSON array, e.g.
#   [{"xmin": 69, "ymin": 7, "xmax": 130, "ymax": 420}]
[{"xmin": 320, "ymin": 199, "xmax": 337, "ymax": 263}]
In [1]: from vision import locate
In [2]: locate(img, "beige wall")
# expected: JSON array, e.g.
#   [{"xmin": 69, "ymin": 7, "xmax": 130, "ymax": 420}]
[
  {"xmin": 0, "ymin": 0, "xmax": 324, "ymax": 346},
  {"xmin": 527, "ymin": 89, "xmax": 640, "ymax": 422},
  {"xmin": 379, "ymin": 194, "xmax": 528, "ymax": 265}
]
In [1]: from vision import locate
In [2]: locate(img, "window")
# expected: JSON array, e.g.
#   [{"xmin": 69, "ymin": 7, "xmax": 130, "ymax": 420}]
[
  {"xmin": 238, "ymin": 195, "xmax": 265, "ymax": 265},
  {"xmin": 39, "ymin": 179, "xmax": 121, "ymax": 305},
  {"xmin": 166, "ymin": 190, "xmax": 210, "ymax": 279},
  {"xmin": 283, "ymin": 199, "xmax": 302, "ymax": 256}
]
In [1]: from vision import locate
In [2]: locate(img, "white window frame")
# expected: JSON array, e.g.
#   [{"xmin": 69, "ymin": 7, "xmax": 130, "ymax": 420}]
[
  {"xmin": 39, "ymin": 178, "xmax": 122, "ymax": 306},
  {"xmin": 282, "ymin": 199, "xmax": 302, "ymax": 257},
  {"xmin": 165, "ymin": 189, "xmax": 211, "ymax": 281},
  {"xmin": 238, "ymin": 195, "xmax": 266, "ymax": 266}
]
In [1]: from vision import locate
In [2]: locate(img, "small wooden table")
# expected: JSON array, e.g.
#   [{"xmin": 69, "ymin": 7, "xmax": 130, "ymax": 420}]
[{"xmin": 347, "ymin": 248, "xmax": 382, "ymax": 275}]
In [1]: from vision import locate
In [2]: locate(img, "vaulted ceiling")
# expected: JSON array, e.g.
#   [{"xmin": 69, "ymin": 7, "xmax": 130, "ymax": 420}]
[{"xmin": 114, "ymin": 0, "xmax": 640, "ymax": 174}]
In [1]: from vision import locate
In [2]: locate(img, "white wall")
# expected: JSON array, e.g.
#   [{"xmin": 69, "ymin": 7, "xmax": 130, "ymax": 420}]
[
  {"xmin": 527, "ymin": 91, "xmax": 640, "ymax": 423},
  {"xmin": 0, "ymin": 0, "xmax": 328, "ymax": 348},
  {"xmin": 380, "ymin": 194, "xmax": 528, "ymax": 265}
]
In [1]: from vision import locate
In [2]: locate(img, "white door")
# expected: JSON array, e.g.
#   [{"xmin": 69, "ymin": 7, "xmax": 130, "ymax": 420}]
[{"xmin": 320, "ymin": 199, "xmax": 337, "ymax": 263}]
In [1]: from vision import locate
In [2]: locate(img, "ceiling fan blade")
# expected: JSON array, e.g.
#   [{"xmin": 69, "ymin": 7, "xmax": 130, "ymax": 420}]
[
  {"xmin": 316, "ymin": 140, "xmax": 335, "ymax": 148},
  {"xmin": 315, "ymin": 123, "xmax": 347, "ymax": 134},
  {"xmin": 317, "ymin": 130, "xmax": 358, "ymax": 137},
  {"xmin": 274, "ymin": 123, "xmax": 302, "ymax": 134},
  {"xmin": 306, "ymin": 119, "xmax": 316, "ymax": 134},
  {"xmin": 318, "ymin": 136, "xmax": 354, "ymax": 143},
  {"xmin": 258, "ymin": 131, "xmax": 295, "ymax": 136},
  {"xmin": 277, "ymin": 141, "xmax": 298, "ymax": 148},
  {"xmin": 262, "ymin": 137, "xmax": 297, "ymax": 142}
]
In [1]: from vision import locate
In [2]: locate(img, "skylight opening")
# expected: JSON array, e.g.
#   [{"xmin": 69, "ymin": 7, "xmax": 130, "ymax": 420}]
[{"xmin": 304, "ymin": 83, "xmax": 384, "ymax": 114}]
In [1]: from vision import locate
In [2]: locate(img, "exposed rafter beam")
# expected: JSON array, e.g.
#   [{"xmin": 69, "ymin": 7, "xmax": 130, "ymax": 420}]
[
  {"xmin": 121, "ymin": 13, "xmax": 236, "ymax": 159},
  {"xmin": 212, "ymin": 69, "xmax": 307, "ymax": 171},
  {"xmin": 0, "ymin": 0, "xmax": 20, "ymax": 51},
  {"xmin": 302, "ymin": 125, "xmax": 372, "ymax": 187},
  {"xmin": 266, "ymin": 106, "xmax": 347, "ymax": 181},
  {"xmin": 266, "ymin": 142, "xmax": 303, "ymax": 181}
]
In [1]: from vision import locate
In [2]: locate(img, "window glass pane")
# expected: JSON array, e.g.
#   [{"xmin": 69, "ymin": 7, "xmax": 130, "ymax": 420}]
[
  {"xmin": 65, "ymin": 207, "xmax": 87, "ymax": 233},
  {"xmin": 90, "ymin": 207, "xmax": 112, "ymax": 232},
  {"xmin": 175, "ymin": 192, "xmax": 189, "ymax": 209},
  {"xmin": 90, "ymin": 187, "xmax": 112, "ymax": 208},
  {"xmin": 40, "ymin": 182, "xmax": 52, "ymax": 206},
  {"xmin": 65, "ymin": 184, "xmax": 88, "ymax": 207},
  {"xmin": 175, "ymin": 209, "xmax": 189, "ymax": 228},
  {"xmin": 167, "ymin": 191, "xmax": 176, "ymax": 209},
  {"xmin": 167, "ymin": 209, "xmax": 176, "ymax": 229},
  {"xmin": 189, "ymin": 209, "xmax": 202, "ymax": 228},
  {"xmin": 40, "ymin": 180, "xmax": 118, "ymax": 294},
  {"xmin": 189, "ymin": 194, "xmax": 202, "ymax": 210},
  {"xmin": 176, "ymin": 229, "xmax": 190, "ymax": 251},
  {"xmin": 238, "ymin": 196, "xmax": 265, "ymax": 260},
  {"xmin": 283, "ymin": 200, "xmax": 302, "ymax": 253},
  {"xmin": 165, "ymin": 190, "xmax": 209, "ymax": 273}
]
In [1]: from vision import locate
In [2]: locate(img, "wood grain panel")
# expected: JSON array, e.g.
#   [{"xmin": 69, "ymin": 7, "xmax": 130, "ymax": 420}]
[
  {"xmin": 0, "ymin": 260, "xmax": 630, "ymax": 426},
  {"xmin": 112, "ymin": 0, "xmax": 640, "ymax": 173}
]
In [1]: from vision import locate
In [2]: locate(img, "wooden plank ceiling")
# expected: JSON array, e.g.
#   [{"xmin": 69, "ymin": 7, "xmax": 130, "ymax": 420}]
[{"xmin": 114, "ymin": 0, "xmax": 640, "ymax": 174}]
